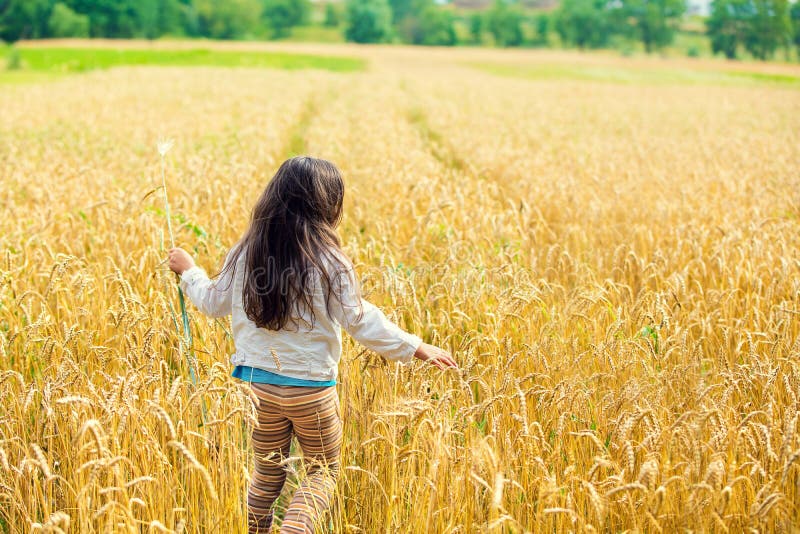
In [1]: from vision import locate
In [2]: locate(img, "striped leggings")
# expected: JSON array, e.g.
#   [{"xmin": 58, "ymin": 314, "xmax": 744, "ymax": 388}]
[{"xmin": 248, "ymin": 383, "xmax": 342, "ymax": 534}]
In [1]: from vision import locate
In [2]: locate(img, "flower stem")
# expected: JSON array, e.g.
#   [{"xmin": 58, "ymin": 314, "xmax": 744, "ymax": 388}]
[{"xmin": 161, "ymin": 155, "xmax": 176, "ymax": 249}]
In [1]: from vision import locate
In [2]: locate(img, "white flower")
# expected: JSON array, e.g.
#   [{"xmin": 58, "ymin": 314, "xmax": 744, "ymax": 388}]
[{"xmin": 157, "ymin": 138, "xmax": 174, "ymax": 157}]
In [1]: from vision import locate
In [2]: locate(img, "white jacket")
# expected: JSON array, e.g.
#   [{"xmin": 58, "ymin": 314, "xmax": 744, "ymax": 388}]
[{"xmin": 179, "ymin": 250, "xmax": 422, "ymax": 382}]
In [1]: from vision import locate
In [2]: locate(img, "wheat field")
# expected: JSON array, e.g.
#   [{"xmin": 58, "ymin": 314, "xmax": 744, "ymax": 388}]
[{"xmin": 1, "ymin": 42, "xmax": 800, "ymax": 533}]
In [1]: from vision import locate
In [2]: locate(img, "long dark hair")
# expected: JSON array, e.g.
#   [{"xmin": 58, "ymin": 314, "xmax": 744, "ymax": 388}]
[{"xmin": 222, "ymin": 156, "xmax": 353, "ymax": 331}]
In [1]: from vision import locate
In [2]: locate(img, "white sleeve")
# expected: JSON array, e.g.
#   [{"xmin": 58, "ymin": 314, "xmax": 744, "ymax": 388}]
[
  {"xmin": 328, "ymin": 257, "xmax": 422, "ymax": 363},
  {"xmin": 179, "ymin": 251, "xmax": 235, "ymax": 318}
]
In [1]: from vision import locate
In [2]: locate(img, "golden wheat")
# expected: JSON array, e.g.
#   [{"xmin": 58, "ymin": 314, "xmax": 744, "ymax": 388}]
[{"xmin": 0, "ymin": 42, "xmax": 799, "ymax": 532}]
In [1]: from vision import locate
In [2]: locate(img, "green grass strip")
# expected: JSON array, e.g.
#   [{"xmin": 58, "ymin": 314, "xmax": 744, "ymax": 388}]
[
  {"xmin": 468, "ymin": 61, "xmax": 800, "ymax": 87},
  {"xmin": 10, "ymin": 46, "xmax": 365, "ymax": 73}
]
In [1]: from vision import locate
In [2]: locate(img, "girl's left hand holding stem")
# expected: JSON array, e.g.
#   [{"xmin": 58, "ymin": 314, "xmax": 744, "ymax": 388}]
[{"xmin": 168, "ymin": 247, "xmax": 195, "ymax": 275}]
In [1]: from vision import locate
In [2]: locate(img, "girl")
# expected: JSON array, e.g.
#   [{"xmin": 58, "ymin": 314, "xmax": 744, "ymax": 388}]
[{"xmin": 167, "ymin": 156, "xmax": 457, "ymax": 533}]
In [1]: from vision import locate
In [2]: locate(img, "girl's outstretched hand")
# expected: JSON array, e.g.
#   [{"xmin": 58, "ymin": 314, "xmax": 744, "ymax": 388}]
[
  {"xmin": 414, "ymin": 343, "xmax": 458, "ymax": 370},
  {"xmin": 168, "ymin": 247, "xmax": 196, "ymax": 275}
]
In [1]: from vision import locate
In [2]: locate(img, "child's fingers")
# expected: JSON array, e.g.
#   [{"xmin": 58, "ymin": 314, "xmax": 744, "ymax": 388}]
[
  {"xmin": 431, "ymin": 353, "xmax": 458, "ymax": 370},
  {"xmin": 436, "ymin": 349, "xmax": 457, "ymax": 368}
]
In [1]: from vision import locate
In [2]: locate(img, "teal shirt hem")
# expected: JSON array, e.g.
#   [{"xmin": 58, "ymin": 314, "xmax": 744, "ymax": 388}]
[{"xmin": 232, "ymin": 365, "xmax": 336, "ymax": 387}]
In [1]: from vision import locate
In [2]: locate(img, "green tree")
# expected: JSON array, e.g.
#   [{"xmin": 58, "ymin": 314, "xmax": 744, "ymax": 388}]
[
  {"xmin": 417, "ymin": 5, "xmax": 456, "ymax": 45},
  {"xmin": 345, "ymin": 0, "xmax": 392, "ymax": 43},
  {"xmin": 134, "ymin": 0, "xmax": 158, "ymax": 38},
  {"xmin": 195, "ymin": 0, "xmax": 262, "ymax": 39},
  {"xmin": 486, "ymin": 0, "xmax": 524, "ymax": 47},
  {"xmin": 65, "ymin": 0, "xmax": 138, "ymax": 37},
  {"xmin": 324, "ymin": 2, "xmax": 340, "ymax": 27},
  {"xmin": 742, "ymin": 0, "xmax": 790, "ymax": 59},
  {"xmin": 180, "ymin": 0, "xmax": 201, "ymax": 36},
  {"xmin": 554, "ymin": 0, "xmax": 613, "ymax": 49},
  {"xmin": 129, "ymin": 0, "xmax": 183, "ymax": 39},
  {"xmin": 708, "ymin": 0, "xmax": 792, "ymax": 60},
  {"xmin": 531, "ymin": 11, "xmax": 550, "ymax": 45},
  {"xmin": 469, "ymin": 11, "xmax": 483, "ymax": 44},
  {"xmin": 396, "ymin": 11, "xmax": 420, "ymax": 42},
  {"xmin": 262, "ymin": 0, "xmax": 310, "ymax": 38},
  {"xmin": 158, "ymin": 0, "xmax": 186, "ymax": 36},
  {"xmin": 707, "ymin": 0, "xmax": 747, "ymax": 58},
  {"xmin": 0, "ymin": 0, "xmax": 54, "ymax": 42},
  {"xmin": 620, "ymin": 0, "xmax": 685, "ymax": 52},
  {"xmin": 388, "ymin": 0, "xmax": 413, "ymax": 25},
  {"xmin": 48, "ymin": 2, "xmax": 89, "ymax": 37},
  {"xmin": 791, "ymin": 1, "xmax": 800, "ymax": 57},
  {"xmin": 395, "ymin": 0, "xmax": 456, "ymax": 45}
]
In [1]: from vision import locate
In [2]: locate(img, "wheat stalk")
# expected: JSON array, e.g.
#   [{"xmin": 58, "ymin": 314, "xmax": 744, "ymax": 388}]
[{"xmin": 157, "ymin": 139, "xmax": 199, "ymax": 389}]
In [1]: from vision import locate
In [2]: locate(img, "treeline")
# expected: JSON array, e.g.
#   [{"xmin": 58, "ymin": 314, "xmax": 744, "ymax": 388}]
[
  {"xmin": 553, "ymin": 0, "xmax": 800, "ymax": 59},
  {"xmin": 707, "ymin": 0, "xmax": 798, "ymax": 59},
  {"xmin": 345, "ymin": 0, "xmax": 549, "ymax": 46},
  {"xmin": 0, "ymin": 0, "xmax": 311, "ymax": 41},
  {"xmin": 1, "ymin": 0, "xmax": 800, "ymax": 60}
]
